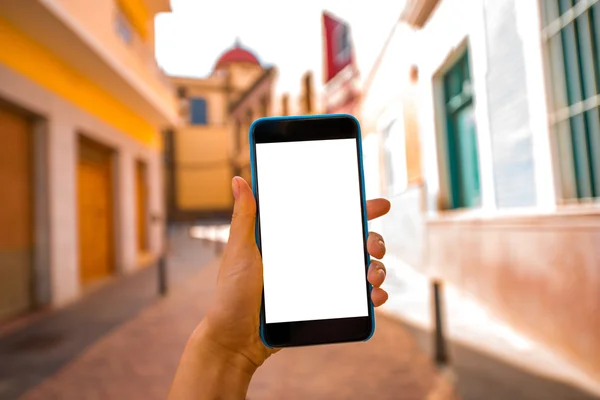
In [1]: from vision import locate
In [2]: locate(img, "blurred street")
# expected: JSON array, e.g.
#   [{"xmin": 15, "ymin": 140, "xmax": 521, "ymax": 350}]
[
  {"xmin": 1, "ymin": 227, "xmax": 455, "ymax": 400},
  {"xmin": 0, "ymin": 227, "xmax": 597, "ymax": 399}
]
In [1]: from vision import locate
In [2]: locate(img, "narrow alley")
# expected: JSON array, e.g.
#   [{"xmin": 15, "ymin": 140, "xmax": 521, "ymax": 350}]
[{"xmin": 0, "ymin": 226, "xmax": 596, "ymax": 399}]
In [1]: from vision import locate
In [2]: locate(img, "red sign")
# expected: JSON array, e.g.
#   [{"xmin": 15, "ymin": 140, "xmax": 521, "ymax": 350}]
[{"xmin": 322, "ymin": 12, "xmax": 354, "ymax": 84}]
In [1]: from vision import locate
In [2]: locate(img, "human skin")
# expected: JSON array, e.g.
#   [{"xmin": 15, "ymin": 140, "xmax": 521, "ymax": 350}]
[{"xmin": 169, "ymin": 177, "xmax": 391, "ymax": 400}]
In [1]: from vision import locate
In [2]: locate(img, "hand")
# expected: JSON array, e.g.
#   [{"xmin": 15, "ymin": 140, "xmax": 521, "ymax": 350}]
[
  {"xmin": 169, "ymin": 177, "xmax": 391, "ymax": 399},
  {"xmin": 204, "ymin": 175, "xmax": 390, "ymax": 364}
]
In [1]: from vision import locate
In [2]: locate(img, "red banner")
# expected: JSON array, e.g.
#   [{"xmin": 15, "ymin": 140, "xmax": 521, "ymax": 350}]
[{"xmin": 322, "ymin": 12, "xmax": 354, "ymax": 83}]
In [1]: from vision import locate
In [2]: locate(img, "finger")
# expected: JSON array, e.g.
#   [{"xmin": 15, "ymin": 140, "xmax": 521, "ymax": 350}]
[
  {"xmin": 371, "ymin": 287, "xmax": 389, "ymax": 307},
  {"xmin": 366, "ymin": 199, "xmax": 391, "ymax": 221},
  {"xmin": 367, "ymin": 232, "xmax": 386, "ymax": 259},
  {"xmin": 367, "ymin": 260, "xmax": 386, "ymax": 288},
  {"xmin": 227, "ymin": 177, "xmax": 256, "ymax": 248}
]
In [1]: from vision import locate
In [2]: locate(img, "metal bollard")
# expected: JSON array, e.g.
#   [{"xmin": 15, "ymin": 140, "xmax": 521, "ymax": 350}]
[
  {"xmin": 432, "ymin": 280, "xmax": 449, "ymax": 366},
  {"xmin": 158, "ymin": 253, "xmax": 168, "ymax": 296}
]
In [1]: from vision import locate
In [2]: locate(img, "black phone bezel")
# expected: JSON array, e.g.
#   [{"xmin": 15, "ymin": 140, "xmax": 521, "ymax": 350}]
[{"xmin": 250, "ymin": 115, "xmax": 373, "ymax": 348}]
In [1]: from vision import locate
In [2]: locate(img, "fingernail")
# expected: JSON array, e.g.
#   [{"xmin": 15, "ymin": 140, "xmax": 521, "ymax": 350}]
[
  {"xmin": 378, "ymin": 268, "xmax": 386, "ymax": 279},
  {"xmin": 378, "ymin": 239, "xmax": 385, "ymax": 250},
  {"xmin": 232, "ymin": 177, "xmax": 240, "ymax": 200}
]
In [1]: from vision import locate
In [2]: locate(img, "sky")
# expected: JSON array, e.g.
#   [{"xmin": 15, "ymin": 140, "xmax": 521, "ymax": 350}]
[{"xmin": 155, "ymin": 0, "xmax": 407, "ymax": 95}]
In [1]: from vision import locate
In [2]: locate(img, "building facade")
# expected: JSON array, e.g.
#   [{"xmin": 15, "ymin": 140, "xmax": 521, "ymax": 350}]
[
  {"xmin": 377, "ymin": 0, "xmax": 600, "ymax": 381},
  {"xmin": 166, "ymin": 43, "xmax": 276, "ymax": 221},
  {"xmin": 0, "ymin": 0, "xmax": 177, "ymax": 322},
  {"xmin": 359, "ymin": 19, "xmax": 426, "ymax": 267},
  {"xmin": 167, "ymin": 43, "xmax": 318, "ymax": 222}
]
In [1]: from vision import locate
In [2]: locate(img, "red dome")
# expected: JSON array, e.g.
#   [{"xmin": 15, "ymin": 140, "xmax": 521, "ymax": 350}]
[{"xmin": 214, "ymin": 46, "xmax": 260, "ymax": 69}]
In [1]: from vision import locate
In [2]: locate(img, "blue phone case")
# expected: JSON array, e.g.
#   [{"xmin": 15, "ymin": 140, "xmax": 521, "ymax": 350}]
[{"xmin": 248, "ymin": 114, "xmax": 375, "ymax": 348}]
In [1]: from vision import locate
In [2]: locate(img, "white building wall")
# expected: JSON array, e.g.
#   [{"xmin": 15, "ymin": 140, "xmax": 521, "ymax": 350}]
[
  {"xmin": 415, "ymin": 0, "xmax": 496, "ymax": 214},
  {"xmin": 390, "ymin": 0, "xmax": 600, "ymax": 383},
  {"xmin": 416, "ymin": 0, "xmax": 555, "ymax": 214}
]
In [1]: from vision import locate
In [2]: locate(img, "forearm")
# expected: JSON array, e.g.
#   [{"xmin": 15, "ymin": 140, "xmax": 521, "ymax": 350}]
[{"xmin": 169, "ymin": 323, "xmax": 256, "ymax": 400}]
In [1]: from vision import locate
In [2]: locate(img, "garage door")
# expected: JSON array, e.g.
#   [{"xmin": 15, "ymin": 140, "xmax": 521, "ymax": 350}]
[
  {"xmin": 0, "ymin": 105, "xmax": 33, "ymax": 322},
  {"xmin": 78, "ymin": 136, "xmax": 115, "ymax": 284}
]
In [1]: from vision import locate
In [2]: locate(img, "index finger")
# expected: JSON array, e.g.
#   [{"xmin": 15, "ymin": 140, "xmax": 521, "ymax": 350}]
[{"xmin": 366, "ymin": 198, "xmax": 391, "ymax": 221}]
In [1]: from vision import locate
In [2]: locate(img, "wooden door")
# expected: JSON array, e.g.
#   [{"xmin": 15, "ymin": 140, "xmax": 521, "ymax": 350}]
[
  {"xmin": 136, "ymin": 160, "xmax": 148, "ymax": 253},
  {"xmin": 0, "ymin": 105, "xmax": 33, "ymax": 322},
  {"xmin": 78, "ymin": 136, "xmax": 114, "ymax": 284}
]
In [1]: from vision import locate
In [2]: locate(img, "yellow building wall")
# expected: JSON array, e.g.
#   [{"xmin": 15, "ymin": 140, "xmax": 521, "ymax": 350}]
[
  {"xmin": 207, "ymin": 91, "xmax": 228, "ymax": 125},
  {"xmin": 0, "ymin": 16, "xmax": 158, "ymax": 147},
  {"xmin": 175, "ymin": 126, "xmax": 233, "ymax": 210},
  {"xmin": 238, "ymin": 121, "xmax": 252, "ymax": 163},
  {"xmin": 227, "ymin": 64, "xmax": 263, "ymax": 92},
  {"xmin": 171, "ymin": 64, "xmax": 270, "ymax": 214}
]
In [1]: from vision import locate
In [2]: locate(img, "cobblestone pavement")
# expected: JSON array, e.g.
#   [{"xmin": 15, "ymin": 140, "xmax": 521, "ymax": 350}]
[{"xmin": 20, "ymin": 256, "xmax": 457, "ymax": 400}]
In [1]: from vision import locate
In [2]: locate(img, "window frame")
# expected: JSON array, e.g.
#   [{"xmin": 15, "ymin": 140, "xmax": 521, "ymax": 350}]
[
  {"xmin": 436, "ymin": 47, "xmax": 481, "ymax": 210},
  {"xmin": 540, "ymin": 0, "xmax": 600, "ymax": 202}
]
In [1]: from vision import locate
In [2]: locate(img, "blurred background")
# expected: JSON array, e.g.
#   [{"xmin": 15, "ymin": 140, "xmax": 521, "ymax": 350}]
[{"xmin": 0, "ymin": 0, "xmax": 599, "ymax": 399}]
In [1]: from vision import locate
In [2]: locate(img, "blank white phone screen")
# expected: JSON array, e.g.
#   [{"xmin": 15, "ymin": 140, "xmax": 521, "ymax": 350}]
[{"xmin": 256, "ymin": 138, "xmax": 369, "ymax": 324}]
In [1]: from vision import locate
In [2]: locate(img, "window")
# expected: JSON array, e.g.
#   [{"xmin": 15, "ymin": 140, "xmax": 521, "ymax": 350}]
[
  {"xmin": 115, "ymin": 7, "xmax": 134, "ymax": 45},
  {"xmin": 177, "ymin": 87, "xmax": 187, "ymax": 99},
  {"xmin": 541, "ymin": 1, "xmax": 600, "ymax": 200},
  {"xmin": 189, "ymin": 98, "xmax": 208, "ymax": 125},
  {"xmin": 442, "ymin": 50, "xmax": 481, "ymax": 209}
]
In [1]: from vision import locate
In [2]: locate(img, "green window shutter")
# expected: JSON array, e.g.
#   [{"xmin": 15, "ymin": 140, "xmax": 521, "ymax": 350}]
[{"xmin": 442, "ymin": 50, "xmax": 481, "ymax": 209}]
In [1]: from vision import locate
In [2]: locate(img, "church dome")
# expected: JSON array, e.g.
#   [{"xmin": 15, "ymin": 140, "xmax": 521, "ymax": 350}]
[{"xmin": 214, "ymin": 40, "xmax": 260, "ymax": 70}]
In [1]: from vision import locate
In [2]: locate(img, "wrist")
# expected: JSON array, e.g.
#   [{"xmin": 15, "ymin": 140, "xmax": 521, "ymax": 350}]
[
  {"xmin": 190, "ymin": 321, "xmax": 258, "ymax": 378},
  {"xmin": 169, "ymin": 322, "xmax": 256, "ymax": 400}
]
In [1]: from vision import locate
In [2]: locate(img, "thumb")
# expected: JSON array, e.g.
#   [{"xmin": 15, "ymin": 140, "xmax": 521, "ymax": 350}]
[{"xmin": 227, "ymin": 176, "xmax": 256, "ymax": 248}]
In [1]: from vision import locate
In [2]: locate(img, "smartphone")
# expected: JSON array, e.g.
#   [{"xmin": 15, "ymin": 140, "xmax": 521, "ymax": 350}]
[{"xmin": 249, "ymin": 114, "xmax": 374, "ymax": 348}]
